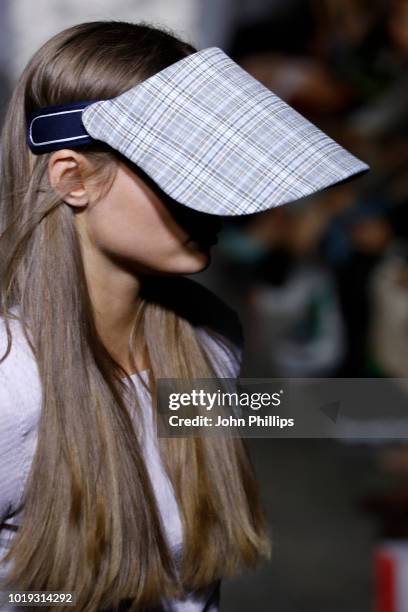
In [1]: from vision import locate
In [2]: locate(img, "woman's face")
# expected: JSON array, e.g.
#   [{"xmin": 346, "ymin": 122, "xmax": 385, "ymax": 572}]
[{"xmin": 69, "ymin": 154, "xmax": 222, "ymax": 276}]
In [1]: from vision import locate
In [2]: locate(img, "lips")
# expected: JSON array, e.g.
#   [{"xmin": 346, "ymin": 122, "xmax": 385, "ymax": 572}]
[
  {"xmin": 184, "ymin": 216, "xmax": 222, "ymax": 247},
  {"xmin": 199, "ymin": 235, "xmax": 218, "ymax": 247},
  {"xmin": 188, "ymin": 232, "xmax": 219, "ymax": 247}
]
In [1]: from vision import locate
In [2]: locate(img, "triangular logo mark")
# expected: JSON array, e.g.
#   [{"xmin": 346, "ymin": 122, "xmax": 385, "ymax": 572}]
[{"xmin": 320, "ymin": 400, "xmax": 341, "ymax": 423}]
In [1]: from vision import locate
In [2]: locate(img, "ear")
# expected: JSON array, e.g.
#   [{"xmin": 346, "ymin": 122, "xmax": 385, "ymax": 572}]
[{"xmin": 47, "ymin": 149, "xmax": 89, "ymax": 207}]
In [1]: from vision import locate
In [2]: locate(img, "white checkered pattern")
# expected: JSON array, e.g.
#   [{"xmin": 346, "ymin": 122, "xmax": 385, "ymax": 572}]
[{"xmin": 82, "ymin": 46, "xmax": 369, "ymax": 216}]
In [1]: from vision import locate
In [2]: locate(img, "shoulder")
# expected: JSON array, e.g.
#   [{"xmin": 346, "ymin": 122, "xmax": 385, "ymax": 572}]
[
  {"xmin": 142, "ymin": 276, "xmax": 244, "ymax": 376},
  {"xmin": 0, "ymin": 313, "xmax": 41, "ymax": 520},
  {"xmin": 0, "ymin": 314, "xmax": 41, "ymax": 521},
  {"xmin": 143, "ymin": 275, "xmax": 243, "ymax": 344},
  {"xmin": 0, "ymin": 313, "xmax": 41, "ymax": 402}
]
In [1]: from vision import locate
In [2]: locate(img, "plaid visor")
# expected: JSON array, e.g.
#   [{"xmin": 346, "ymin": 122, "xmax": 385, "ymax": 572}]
[{"xmin": 27, "ymin": 46, "xmax": 369, "ymax": 216}]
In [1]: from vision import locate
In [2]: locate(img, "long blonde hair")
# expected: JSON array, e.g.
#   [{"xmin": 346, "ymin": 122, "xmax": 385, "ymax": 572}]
[{"xmin": 0, "ymin": 21, "xmax": 271, "ymax": 611}]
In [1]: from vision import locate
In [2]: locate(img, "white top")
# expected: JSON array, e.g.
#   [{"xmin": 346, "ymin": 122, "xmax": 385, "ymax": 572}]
[{"xmin": 0, "ymin": 300, "xmax": 242, "ymax": 612}]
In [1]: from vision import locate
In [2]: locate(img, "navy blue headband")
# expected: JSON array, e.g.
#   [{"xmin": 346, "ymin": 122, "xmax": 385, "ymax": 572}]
[{"xmin": 26, "ymin": 99, "xmax": 101, "ymax": 154}]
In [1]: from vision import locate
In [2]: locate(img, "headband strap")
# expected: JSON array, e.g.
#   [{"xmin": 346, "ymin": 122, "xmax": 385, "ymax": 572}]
[{"xmin": 26, "ymin": 99, "xmax": 100, "ymax": 154}]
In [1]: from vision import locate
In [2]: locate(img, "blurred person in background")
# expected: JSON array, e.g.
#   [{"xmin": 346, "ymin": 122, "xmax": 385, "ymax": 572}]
[
  {"xmin": 242, "ymin": 198, "xmax": 347, "ymax": 378},
  {"xmin": 213, "ymin": 0, "xmax": 408, "ymax": 379}
]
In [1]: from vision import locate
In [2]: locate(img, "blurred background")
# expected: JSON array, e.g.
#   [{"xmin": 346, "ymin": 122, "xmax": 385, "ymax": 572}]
[{"xmin": 2, "ymin": 1, "xmax": 408, "ymax": 610}]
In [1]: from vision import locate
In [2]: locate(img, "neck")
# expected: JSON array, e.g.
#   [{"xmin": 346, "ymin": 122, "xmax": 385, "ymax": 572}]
[{"xmin": 81, "ymin": 245, "xmax": 147, "ymax": 376}]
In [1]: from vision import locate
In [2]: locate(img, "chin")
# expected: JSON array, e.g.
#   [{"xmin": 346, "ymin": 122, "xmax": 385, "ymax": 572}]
[
  {"xmin": 165, "ymin": 249, "xmax": 212, "ymax": 275},
  {"xmin": 187, "ymin": 256, "xmax": 211, "ymax": 275}
]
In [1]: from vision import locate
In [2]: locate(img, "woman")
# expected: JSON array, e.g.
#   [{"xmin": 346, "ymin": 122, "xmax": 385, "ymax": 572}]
[
  {"xmin": 0, "ymin": 21, "xmax": 272, "ymax": 612},
  {"xmin": 0, "ymin": 17, "xmax": 370, "ymax": 612}
]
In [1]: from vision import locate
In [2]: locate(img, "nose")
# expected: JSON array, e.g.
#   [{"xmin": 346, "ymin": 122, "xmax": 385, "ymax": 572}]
[
  {"xmin": 198, "ymin": 215, "xmax": 223, "ymax": 235},
  {"xmin": 185, "ymin": 213, "xmax": 223, "ymax": 242},
  {"xmin": 166, "ymin": 198, "xmax": 224, "ymax": 241}
]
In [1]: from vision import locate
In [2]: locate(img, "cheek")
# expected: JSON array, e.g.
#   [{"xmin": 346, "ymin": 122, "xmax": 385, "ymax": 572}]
[
  {"xmin": 84, "ymin": 175, "xmax": 209, "ymax": 273},
  {"xmin": 88, "ymin": 199, "xmax": 177, "ymax": 258}
]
